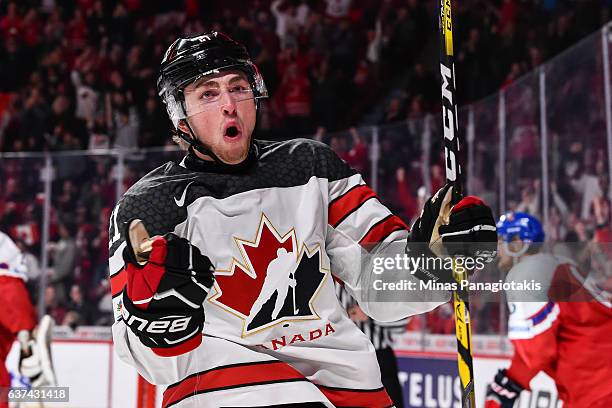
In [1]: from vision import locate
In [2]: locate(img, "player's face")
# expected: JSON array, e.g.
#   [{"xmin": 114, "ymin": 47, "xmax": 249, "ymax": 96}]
[
  {"xmin": 497, "ymin": 236, "xmax": 525, "ymax": 271},
  {"xmin": 180, "ymin": 71, "xmax": 257, "ymax": 164}
]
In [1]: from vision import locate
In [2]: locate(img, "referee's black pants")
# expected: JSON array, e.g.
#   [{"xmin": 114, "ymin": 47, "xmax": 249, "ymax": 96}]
[{"xmin": 377, "ymin": 346, "xmax": 404, "ymax": 408}]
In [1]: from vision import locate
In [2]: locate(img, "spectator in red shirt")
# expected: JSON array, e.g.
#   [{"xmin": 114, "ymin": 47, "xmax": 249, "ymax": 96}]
[
  {"xmin": 66, "ymin": 9, "xmax": 88, "ymax": 50},
  {"xmin": 274, "ymin": 61, "xmax": 312, "ymax": 136},
  {"xmin": 339, "ymin": 127, "xmax": 369, "ymax": 175},
  {"xmin": 593, "ymin": 196, "xmax": 612, "ymax": 242},
  {"xmin": 498, "ymin": 0, "xmax": 518, "ymax": 35},
  {"xmin": 0, "ymin": 2, "xmax": 22, "ymax": 38},
  {"xmin": 430, "ymin": 164, "xmax": 445, "ymax": 194},
  {"xmin": 21, "ymin": 9, "xmax": 41, "ymax": 48},
  {"xmin": 395, "ymin": 167, "xmax": 418, "ymax": 223},
  {"xmin": 426, "ymin": 302, "xmax": 455, "ymax": 334}
]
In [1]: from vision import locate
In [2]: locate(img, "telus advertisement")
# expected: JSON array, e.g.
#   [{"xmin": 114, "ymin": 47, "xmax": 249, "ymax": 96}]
[{"xmin": 396, "ymin": 353, "xmax": 561, "ymax": 408}]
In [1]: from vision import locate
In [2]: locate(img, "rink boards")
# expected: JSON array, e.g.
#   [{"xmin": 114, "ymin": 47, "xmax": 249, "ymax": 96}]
[{"xmin": 5, "ymin": 329, "xmax": 560, "ymax": 408}]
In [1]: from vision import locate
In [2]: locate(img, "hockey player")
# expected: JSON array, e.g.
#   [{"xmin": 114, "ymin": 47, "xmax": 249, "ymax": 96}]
[
  {"xmin": 0, "ymin": 232, "xmax": 56, "ymax": 408},
  {"xmin": 247, "ymin": 247, "xmax": 298, "ymax": 326},
  {"xmin": 109, "ymin": 32, "xmax": 497, "ymax": 407},
  {"xmin": 485, "ymin": 213, "xmax": 612, "ymax": 408}
]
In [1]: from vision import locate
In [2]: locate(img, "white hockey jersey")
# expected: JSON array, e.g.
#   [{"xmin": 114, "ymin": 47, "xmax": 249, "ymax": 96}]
[
  {"xmin": 0, "ymin": 231, "xmax": 27, "ymax": 280},
  {"xmin": 109, "ymin": 139, "xmax": 445, "ymax": 407}
]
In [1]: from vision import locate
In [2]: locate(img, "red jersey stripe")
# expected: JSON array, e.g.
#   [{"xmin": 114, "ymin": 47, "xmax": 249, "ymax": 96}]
[
  {"xmin": 329, "ymin": 184, "xmax": 377, "ymax": 227},
  {"xmin": 359, "ymin": 215, "xmax": 408, "ymax": 249},
  {"xmin": 151, "ymin": 334, "xmax": 202, "ymax": 357},
  {"xmin": 110, "ymin": 269, "xmax": 127, "ymax": 298},
  {"xmin": 137, "ymin": 376, "xmax": 156, "ymax": 408},
  {"xmin": 318, "ymin": 385, "xmax": 394, "ymax": 408},
  {"xmin": 162, "ymin": 361, "xmax": 307, "ymax": 407}
]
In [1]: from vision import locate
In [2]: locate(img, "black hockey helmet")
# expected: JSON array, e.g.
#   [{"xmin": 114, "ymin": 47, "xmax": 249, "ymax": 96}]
[{"xmin": 157, "ymin": 31, "xmax": 268, "ymax": 129}]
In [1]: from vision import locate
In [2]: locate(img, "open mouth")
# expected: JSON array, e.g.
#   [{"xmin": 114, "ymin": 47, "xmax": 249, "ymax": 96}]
[{"xmin": 225, "ymin": 126, "xmax": 239, "ymax": 137}]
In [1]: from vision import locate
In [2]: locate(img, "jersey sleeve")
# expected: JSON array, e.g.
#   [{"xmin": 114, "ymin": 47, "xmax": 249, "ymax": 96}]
[
  {"xmin": 0, "ymin": 231, "xmax": 28, "ymax": 280},
  {"xmin": 506, "ymin": 300, "xmax": 560, "ymax": 389},
  {"xmin": 504, "ymin": 257, "xmax": 569, "ymax": 389},
  {"xmin": 108, "ymin": 194, "xmax": 193, "ymax": 385},
  {"xmin": 322, "ymin": 145, "xmax": 448, "ymax": 322}
]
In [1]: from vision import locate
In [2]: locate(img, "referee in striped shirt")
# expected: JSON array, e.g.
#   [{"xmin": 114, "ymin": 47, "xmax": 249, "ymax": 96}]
[{"xmin": 336, "ymin": 284, "xmax": 407, "ymax": 408}]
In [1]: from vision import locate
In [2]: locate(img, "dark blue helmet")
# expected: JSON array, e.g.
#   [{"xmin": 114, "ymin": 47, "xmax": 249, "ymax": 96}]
[{"xmin": 496, "ymin": 212, "xmax": 545, "ymax": 243}]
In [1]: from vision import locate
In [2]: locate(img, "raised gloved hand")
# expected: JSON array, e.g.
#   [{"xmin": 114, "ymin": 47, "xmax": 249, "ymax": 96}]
[
  {"xmin": 485, "ymin": 369, "xmax": 524, "ymax": 408},
  {"xmin": 408, "ymin": 183, "xmax": 497, "ymax": 282},
  {"xmin": 410, "ymin": 183, "xmax": 497, "ymax": 254},
  {"xmin": 18, "ymin": 315, "xmax": 57, "ymax": 387},
  {"xmin": 121, "ymin": 221, "xmax": 215, "ymax": 357}
]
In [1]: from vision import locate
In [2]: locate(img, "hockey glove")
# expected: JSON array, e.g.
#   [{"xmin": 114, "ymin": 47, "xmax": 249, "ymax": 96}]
[
  {"xmin": 410, "ymin": 183, "xmax": 497, "ymax": 256},
  {"xmin": 121, "ymin": 223, "xmax": 215, "ymax": 357},
  {"xmin": 18, "ymin": 315, "xmax": 57, "ymax": 387},
  {"xmin": 485, "ymin": 369, "xmax": 524, "ymax": 408},
  {"xmin": 408, "ymin": 184, "xmax": 497, "ymax": 282}
]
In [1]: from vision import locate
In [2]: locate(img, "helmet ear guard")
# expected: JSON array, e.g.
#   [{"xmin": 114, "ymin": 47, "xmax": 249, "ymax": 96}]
[{"xmin": 163, "ymin": 92, "xmax": 186, "ymax": 129}]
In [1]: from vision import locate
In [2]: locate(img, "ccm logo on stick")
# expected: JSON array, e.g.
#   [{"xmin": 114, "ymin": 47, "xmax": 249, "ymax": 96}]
[
  {"xmin": 122, "ymin": 308, "xmax": 192, "ymax": 334},
  {"xmin": 440, "ymin": 62, "xmax": 457, "ymax": 182}
]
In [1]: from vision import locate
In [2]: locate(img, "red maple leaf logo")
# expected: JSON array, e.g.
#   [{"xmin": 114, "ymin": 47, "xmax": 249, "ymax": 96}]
[{"xmin": 210, "ymin": 214, "xmax": 297, "ymax": 318}]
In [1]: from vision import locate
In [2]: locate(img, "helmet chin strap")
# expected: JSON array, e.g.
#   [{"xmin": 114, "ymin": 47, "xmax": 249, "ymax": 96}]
[
  {"xmin": 178, "ymin": 118, "xmax": 226, "ymax": 163},
  {"xmin": 176, "ymin": 95, "xmax": 260, "ymax": 165},
  {"xmin": 503, "ymin": 240, "xmax": 531, "ymax": 266}
]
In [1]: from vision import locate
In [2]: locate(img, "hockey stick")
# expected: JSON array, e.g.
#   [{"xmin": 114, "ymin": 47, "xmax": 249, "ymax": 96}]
[
  {"xmin": 128, "ymin": 219, "xmax": 153, "ymax": 263},
  {"xmin": 438, "ymin": 1, "xmax": 476, "ymax": 407}
]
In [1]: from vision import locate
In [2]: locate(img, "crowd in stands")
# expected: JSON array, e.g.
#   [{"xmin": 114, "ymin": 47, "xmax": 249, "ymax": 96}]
[
  {"xmin": 1, "ymin": 0, "xmax": 612, "ymax": 334},
  {"xmin": 0, "ymin": 0, "xmax": 434, "ymax": 151}
]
